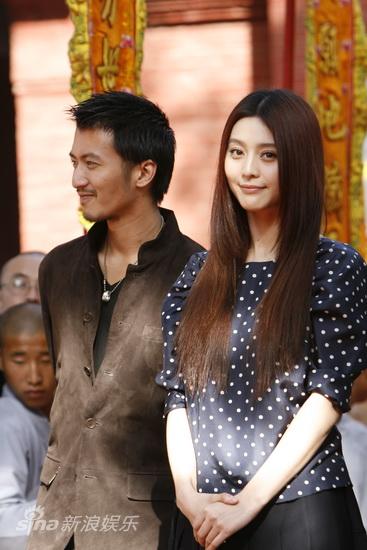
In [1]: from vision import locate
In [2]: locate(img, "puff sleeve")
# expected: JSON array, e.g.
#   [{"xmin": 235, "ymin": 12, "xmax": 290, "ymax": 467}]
[
  {"xmin": 155, "ymin": 251, "xmax": 207, "ymax": 417},
  {"xmin": 307, "ymin": 239, "xmax": 367, "ymax": 412}
]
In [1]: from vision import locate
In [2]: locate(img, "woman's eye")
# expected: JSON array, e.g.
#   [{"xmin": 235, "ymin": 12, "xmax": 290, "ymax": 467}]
[
  {"xmin": 229, "ymin": 148, "xmax": 243, "ymax": 158},
  {"xmin": 261, "ymin": 151, "xmax": 277, "ymax": 160}
]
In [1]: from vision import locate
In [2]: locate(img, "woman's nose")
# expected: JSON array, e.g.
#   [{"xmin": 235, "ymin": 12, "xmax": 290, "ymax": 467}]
[{"xmin": 241, "ymin": 154, "xmax": 259, "ymax": 177}]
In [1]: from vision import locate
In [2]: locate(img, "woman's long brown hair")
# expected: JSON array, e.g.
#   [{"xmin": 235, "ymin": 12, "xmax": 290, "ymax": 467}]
[{"xmin": 176, "ymin": 89, "xmax": 324, "ymax": 396}]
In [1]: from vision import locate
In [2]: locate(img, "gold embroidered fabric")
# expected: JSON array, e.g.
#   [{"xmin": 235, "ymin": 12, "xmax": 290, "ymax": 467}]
[
  {"xmin": 306, "ymin": 0, "xmax": 367, "ymax": 257},
  {"xmin": 66, "ymin": 0, "xmax": 146, "ymax": 100}
]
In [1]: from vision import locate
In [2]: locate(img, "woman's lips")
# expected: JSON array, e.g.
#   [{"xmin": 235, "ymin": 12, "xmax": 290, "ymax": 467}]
[{"xmin": 239, "ymin": 185, "xmax": 265, "ymax": 193}]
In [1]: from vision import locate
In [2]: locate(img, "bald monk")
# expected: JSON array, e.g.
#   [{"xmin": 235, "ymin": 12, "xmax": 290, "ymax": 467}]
[{"xmin": 0, "ymin": 303, "xmax": 56, "ymax": 550}]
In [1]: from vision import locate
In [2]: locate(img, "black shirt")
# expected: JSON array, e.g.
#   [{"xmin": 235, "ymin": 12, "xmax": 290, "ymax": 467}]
[{"xmin": 93, "ymin": 279, "xmax": 122, "ymax": 373}]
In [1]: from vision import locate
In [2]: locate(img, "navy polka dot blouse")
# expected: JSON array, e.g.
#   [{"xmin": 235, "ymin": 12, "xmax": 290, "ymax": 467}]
[{"xmin": 156, "ymin": 237, "xmax": 367, "ymax": 502}]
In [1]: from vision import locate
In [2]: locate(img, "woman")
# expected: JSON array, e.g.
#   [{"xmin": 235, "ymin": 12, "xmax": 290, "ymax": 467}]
[{"xmin": 157, "ymin": 89, "xmax": 367, "ymax": 549}]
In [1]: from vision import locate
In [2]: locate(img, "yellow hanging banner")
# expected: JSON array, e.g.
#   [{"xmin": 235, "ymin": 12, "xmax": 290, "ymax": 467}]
[
  {"xmin": 66, "ymin": 0, "xmax": 147, "ymax": 231},
  {"xmin": 66, "ymin": 0, "xmax": 146, "ymax": 102},
  {"xmin": 306, "ymin": 0, "xmax": 367, "ymax": 257}
]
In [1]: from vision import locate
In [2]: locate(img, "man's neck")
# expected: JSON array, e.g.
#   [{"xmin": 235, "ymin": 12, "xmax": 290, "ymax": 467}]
[{"xmin": 99, "ymin": 203, "xmax": 162, "ymax": 283}]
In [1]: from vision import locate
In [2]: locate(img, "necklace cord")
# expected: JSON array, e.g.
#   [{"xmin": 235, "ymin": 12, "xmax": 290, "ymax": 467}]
[{"xmin": 101, "ymin": 215, "xmax": 164, "ymax": 302}]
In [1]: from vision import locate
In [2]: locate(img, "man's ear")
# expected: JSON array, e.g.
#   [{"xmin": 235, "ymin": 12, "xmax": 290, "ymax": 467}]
[
  {"xmin": 135, "ymin": 160, "xmax": 157, "ymax": 190},
  {"xmin": 0, "ymin": 353, "xmax": 3, "ymax": 373}
]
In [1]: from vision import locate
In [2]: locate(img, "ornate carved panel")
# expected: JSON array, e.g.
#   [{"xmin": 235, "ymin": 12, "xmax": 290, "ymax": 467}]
[{"xmin": 147, "ymin": 0, "xmax": 266, "ymax": 26}]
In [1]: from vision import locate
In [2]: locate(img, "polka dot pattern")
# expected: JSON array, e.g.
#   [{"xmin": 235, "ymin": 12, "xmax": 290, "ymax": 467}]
[{"xmin": 156, "ymin": 237, "xmax": 367, "ymax": 502}]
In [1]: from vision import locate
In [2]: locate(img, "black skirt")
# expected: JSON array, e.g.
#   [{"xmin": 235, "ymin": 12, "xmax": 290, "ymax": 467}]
[{"xmin": 169, "ymin": 487, "xmax": 367, "ymax": 550}]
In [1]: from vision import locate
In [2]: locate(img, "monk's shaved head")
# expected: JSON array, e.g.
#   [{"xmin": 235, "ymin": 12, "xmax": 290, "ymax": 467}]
[
  {"xmin": 0, "ymin": 302, "xmax": 55, "ymax": 415},
  {"xmin": 0, "ymin": 303, "xmax": 44, "ymax": 347}
]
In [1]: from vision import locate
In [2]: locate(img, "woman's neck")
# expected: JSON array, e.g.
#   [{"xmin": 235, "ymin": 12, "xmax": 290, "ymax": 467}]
[{"xmin": 246, "ymin": 210, "xmax": 279, "ymax": 262}]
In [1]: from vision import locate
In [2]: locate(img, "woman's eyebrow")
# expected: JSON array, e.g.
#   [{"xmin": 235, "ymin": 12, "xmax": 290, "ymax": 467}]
[{"xmin": 228, "ymin": 138, "xmax": 276, "ymax": 147}]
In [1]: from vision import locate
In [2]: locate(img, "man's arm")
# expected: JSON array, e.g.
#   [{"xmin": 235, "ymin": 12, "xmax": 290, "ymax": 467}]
[
  {"xmin": 0, "ymin": 420, "xmax": 36, "ymax": 540},
  {"xmin": 38, "ymin": 258, "xmax": 56, "ymax": 370}
]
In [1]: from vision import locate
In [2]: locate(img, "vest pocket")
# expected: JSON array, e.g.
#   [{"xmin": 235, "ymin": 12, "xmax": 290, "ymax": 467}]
[
  {"xmin": 142, "ymin": 325, "xmax": 163, "ymax": 343},
  {"xmin": 142, "ymin": 325, "xmax": 164, "ymax": 374},
  {"xmin": 40, "ymin": 455, "xmax": 61, "ymax": 488},
  {"xmin": 127, "ymin": 472, "xmax": 174, "ymax": 502}
]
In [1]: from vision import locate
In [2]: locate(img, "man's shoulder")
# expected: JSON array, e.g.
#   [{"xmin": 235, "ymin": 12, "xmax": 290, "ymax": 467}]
[
  {"xmin": 40, "ymin": 234, "xmax": 87, "ymax": 275},
  {"xmin": 168, "ymin": 232, "xmax": 205, "ymax": 273},
  {"xmin": 0, "ymin": 397, "xmax": 48, "ymax": 458},
  {"xmin": 161, "ymin": 208, "xmax": 205, "ymax": 257},
  {"xmin": 45, "ymin": 234, "xmax": 87, "ymax": 262},
  {"xmin": 0, "ymin": 396, "xmax": 29, "ymax": 431},
  {"xmin": 179, "ymin": 233, "xmax": 205, "ymax": 255}
]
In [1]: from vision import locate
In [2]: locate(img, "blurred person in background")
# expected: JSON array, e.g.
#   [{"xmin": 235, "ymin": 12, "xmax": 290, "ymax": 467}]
[
  {"xmin": 0, "ymin": 252, "xmax": 45, "ymax": 394},
  {"xmin": 339, "ymin": 370, "xmax": 367, "ymax": 530},
  {"xmin": 0, "ymin": 252, "xmax": 45, "ymax": 314},
  {"xmin": 0, "ymin": 303, "xmax": 56, "ymax": 550}
]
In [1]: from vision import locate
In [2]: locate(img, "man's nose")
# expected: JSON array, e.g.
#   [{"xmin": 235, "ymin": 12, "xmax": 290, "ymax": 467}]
[
  {"xmin": 28, "ymin": 362, "xmax": 42, "ymax": 386},
  {"xmin": 26, "ymin": 283, "xmax": 40, "ymax": 303},
  {"xmin": 72, "ymin": 165, "xmax": 88, "ymax": 189}
]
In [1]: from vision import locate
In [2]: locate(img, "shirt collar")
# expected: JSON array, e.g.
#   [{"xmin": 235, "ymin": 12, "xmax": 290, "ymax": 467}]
[
  {"xmin": 2, "ymin": 384, "xmax": 48, "ymax": 418},
  {"xmin": 86, "ymin": 207, "xmax": 181, "ymax": 270}
]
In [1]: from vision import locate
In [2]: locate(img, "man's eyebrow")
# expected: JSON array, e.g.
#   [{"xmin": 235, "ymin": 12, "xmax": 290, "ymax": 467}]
[{"xmin": 69, "ymin": 152, "xmax": 102, "ymax": 160}]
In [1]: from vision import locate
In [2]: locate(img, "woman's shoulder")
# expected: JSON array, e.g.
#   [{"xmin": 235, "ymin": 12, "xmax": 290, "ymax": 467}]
[
  {"xmin": 187, "ymin": 250, "xmax": 208, "ymax": 268},
  {"xmin": 311, "ymin": 236, "xmax": 367, "ymax": 305},
  {"xmin": 316, "ymin": 236, "xmax": 366, "ymax": 272},
  {"xmin": 164, "ymin": 251, "xmax": 208, "ymax": 306},
  {"xmin": 174, "ymin": 250, "xmax": 208, "ymax": 284}
]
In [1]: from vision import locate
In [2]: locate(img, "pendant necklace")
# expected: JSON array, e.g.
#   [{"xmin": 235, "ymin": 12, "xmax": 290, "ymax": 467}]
[
  {"xmin": 101, "ymin": 214, "xmax": 164, "ymax": 303},
  {"xmin": 101, "ymin": 238, "xmax": 125, "ymax": 303},
  {"xmin": 101, "ymin": 275, "xmax": 124, "ymax": 303}
]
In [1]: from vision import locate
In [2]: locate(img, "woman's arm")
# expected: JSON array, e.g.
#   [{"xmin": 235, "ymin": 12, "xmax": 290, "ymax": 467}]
[
  {"xmin": 166, "ymin": 408, "xmax": 197, "ymax": 516},
  {"xmin": 167, "ymin": 408, "xmax": 238, "ymax": 526},
  {"xmin": 196, "ymin": 392, "xmax": 341, "ymax": 549}
]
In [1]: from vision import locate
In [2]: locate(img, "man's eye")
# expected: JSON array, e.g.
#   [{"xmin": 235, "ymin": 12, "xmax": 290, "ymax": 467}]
[
  {"xmin": 11, "ymin": 274, "xmax": 29, "ymax": 290},
  {"xmin": 86, "ymin": 161, "xmax": 98, "ymax": 168},
  {"xmin": 12, "ymin": 358, "xmax": 26, "ymax": 365}
]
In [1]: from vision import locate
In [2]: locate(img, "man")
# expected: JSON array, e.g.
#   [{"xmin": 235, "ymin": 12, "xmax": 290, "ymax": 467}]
[
  {"xmin": 0, "ymin": 303, "xmax": 56, "ymax": 550},
  {"xmin": 27, "ymin": 91, "xmax": 203, "ymax": 549},
  {"xmin": 0, "ymin": 252, "xmax": 45, "ymax": 313},
  {"xmin": 0, "ymin": 252, "xmax": 45, "ymax": 393}
]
